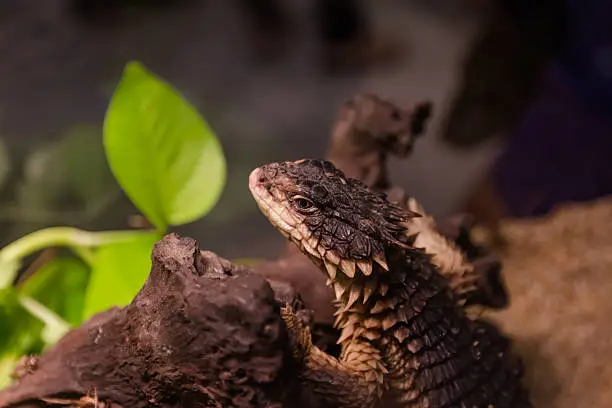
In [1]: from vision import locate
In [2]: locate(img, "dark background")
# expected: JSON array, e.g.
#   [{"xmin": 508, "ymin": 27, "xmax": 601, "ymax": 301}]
[{"xmin": 0, "ymin": 0, "xmax": 546, "ymax": 259}]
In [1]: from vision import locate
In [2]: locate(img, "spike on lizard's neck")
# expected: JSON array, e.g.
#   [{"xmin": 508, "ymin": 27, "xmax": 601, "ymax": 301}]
[
  {"xmin": 330, "ymin": 244, "xmax": 452, "ymax": 348},
  {"xmin": 329, "ymin": 248, "xmax": 412, "ymax": 345}
]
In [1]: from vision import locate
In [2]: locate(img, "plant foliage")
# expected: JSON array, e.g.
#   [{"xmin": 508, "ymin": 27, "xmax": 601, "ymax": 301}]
[{"xmin": 0, "ymin": 61, "xmax": 226, "ymax": 389}]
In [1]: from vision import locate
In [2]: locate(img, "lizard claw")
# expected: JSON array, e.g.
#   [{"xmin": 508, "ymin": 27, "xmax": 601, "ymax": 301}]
[{"xmin": 281, "ymin": 305, "xmax": 314, "ymax": 361}]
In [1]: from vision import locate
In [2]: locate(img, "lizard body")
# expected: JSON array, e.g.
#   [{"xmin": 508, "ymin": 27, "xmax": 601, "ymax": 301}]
[{"xmin": 249, "ymin": 159, "xmax": 531, "ymax": 407}]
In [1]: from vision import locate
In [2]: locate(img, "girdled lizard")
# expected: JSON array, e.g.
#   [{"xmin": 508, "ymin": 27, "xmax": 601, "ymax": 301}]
[{"xmin": 249, "ymin": 159, "xmax": 531, "ymax": 407}]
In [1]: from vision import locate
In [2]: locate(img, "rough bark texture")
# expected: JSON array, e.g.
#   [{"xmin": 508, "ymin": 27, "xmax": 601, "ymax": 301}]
[{"xmin": 0, "ymin": 234, "xmax": 309, "ymax": 408}]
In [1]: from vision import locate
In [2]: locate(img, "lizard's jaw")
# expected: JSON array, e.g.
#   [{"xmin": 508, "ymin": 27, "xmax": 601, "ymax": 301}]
[
  {"xmin": 249, "ymin": 167, "xmax": 297, "ymax": 240},
  {"xmin": 249, "ymin": 167, "xmax": 326, "ymax": 263},
  {"xmin": 249, "ymin": 166, "xmax": 392, "ymax": 319}
]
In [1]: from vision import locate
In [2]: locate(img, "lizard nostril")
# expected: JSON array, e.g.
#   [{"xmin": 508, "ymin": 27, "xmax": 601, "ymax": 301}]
[{"xmin": 258, "ymin": 175, "xmax": 266, "ymax": 183}]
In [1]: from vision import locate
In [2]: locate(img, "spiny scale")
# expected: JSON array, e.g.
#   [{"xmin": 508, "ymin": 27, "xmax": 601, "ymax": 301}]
[
  {"xmin": 373, "ymin": 253, "xmax": 389, "ymax": 271},
  {"xmin": 326, "ymin": 250, "xmax": 341, "ymax": 265},
  {"xmin": 337, "ymin": 323, "xmax": 356, "ymax": 343},
  {"xmin": 382, "ymin": 314, "xmax": 400, "ymax": 331},
  {"xmin": 341, "ymin": 259, "xmax": 356, "ymax": 277},
  {"xmin": 333, "ymin": 281, "xmax": 349, "ymax": 299},
  {"xmin": 371, "ymin": 298, "xmax": 397, "ymax": 314},
  {"xmin": 363, "ymin": 317, "xmax": 381, "ymax": 329},
  {"xmin": 392, "ymin": 326, "xmax": 411, "ymax": 343},
  {"xmin": 325, "ymin": 261, "xmax": 338, "ymax": 279},
  {"xmin": 363, "ymin": 279, "xmax": 377, "ymax": 304},
  {"xmin": 345, "ymin": 283, "xmax": 362, "ymax": 310},
  {"xmin": 334, "ymin": 313, "xmax": 345, "ymax": 328},
  {"xmin": 357, "ymin": 260, "xmax": 373, "ymax": 276},
  {"xmin": 362, "ymin": 330, "xmax": 379, "ymax": 341},
  {"xmin": 303, "ymin": 242, "xmax": 319, "ymax": 257}
]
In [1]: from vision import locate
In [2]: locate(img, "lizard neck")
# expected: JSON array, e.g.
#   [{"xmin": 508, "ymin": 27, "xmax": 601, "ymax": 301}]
[{"xmin": 332, "ymin": 246, "xmax": 458, "ymax": 346}]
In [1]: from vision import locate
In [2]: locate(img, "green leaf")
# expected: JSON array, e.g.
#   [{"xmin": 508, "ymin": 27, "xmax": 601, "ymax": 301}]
[
  {"xmin": 19, "ymin": 257, "xmax": 90, "ymax": 326},
  {"xmin": 0, "ymin": 288, "xmax": 45, "ymax": 389},
  {"xmin": 0, "ymin": 355, "xmax": 19, "ymax": 390},
  {"xmin": 82, "ymin": 232, "xmax": 160, "ymax": 320},
  {"xmin": 0, "ymin": 258, "xmax": 20, "ymax": 290},
  {"xmin": 104, "ymin": 61, "xmax": 226, "ymax": 230},
  {"xmin": 18, "ymin": 296, "xmax": 70, "ymax": 346}
]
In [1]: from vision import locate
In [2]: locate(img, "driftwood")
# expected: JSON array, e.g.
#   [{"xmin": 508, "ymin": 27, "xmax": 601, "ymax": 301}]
[{"xmin": 0, "ymin": 234, "xmax": 316, "ymax": 408}]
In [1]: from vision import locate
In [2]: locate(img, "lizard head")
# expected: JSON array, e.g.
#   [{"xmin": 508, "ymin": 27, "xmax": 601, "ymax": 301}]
[
  {"xmin": 249, "ymin": 159, "xmax": 420, "ymax": 280},
  {"xmin": 341, "ymin": 94, "xmax": 433, "ymax": 157}
]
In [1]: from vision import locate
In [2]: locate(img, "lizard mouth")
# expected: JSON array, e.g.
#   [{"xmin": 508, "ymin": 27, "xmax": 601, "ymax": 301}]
[
  {"xmin": 249, "ymin": 164, "xmax": 393, "ymax": 316},
  {"xmin": 249, "ymin": 167, "xmax": 298, "ymax": 239},
  {"xmin": 249, "ymin": 166, "xmax": 317, "ymax": 254}
]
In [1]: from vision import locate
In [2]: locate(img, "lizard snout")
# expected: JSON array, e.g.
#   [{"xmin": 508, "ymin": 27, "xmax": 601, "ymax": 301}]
[{"xmin": 248, "ymin": 167, "xmax": 266, "ymax": 191}]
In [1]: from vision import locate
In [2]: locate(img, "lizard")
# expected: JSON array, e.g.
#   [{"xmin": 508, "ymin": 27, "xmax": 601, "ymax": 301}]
[
  {"xmin": 255, "ymin": 94, "xmax": 507, "ymax": 329},
  {"xmin": 248, "ymin": 159, "xmax": 531, "ymax": 407}
]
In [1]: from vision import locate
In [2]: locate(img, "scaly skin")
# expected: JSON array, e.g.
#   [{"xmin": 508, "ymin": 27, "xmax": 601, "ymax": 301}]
[
  {"xmin": 249, "ymin": 159, "xmax": 531, "ymax": 408},
  {"xmin": 402, "ymin": 196, "xmax": 507, "ymax": 310}
]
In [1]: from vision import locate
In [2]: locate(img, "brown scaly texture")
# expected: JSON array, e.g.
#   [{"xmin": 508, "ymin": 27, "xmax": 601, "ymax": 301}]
[
  {"xmin": 254, "ymin": 94, "xmax": 508, "ymax": 335},
  {"xmin": 249, "ymin": 159, "xmax": 531, "ymax": 407}
]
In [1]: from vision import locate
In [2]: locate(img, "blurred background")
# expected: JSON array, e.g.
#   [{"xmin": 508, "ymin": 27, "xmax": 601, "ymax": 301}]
[{"xmin": 0, "ymin": 0, "xmax": 609, "ymax": 260}]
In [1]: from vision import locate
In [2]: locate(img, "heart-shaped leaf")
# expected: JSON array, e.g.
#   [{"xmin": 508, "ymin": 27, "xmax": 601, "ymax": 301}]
[
  {"xmin": 104, "ymin": 61, "xmax": 226, "ymax": 230},
  {"xmin": 82, "ymin": 232, "xmax": 161, "ymax": 320}
]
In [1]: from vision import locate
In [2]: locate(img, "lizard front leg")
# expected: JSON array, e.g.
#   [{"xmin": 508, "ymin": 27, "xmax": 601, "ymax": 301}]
[{"xmin": 281, "ymin": 306, "xmax": 384, "ymax": 408}]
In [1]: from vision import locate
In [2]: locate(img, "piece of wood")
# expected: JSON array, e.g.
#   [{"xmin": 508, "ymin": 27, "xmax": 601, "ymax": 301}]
[{"xmin": 0, "ymin": 234, "xmax": 314, "ymax": 408}]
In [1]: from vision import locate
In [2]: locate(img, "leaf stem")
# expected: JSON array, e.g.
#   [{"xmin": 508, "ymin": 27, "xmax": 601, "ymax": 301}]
[
  {"xmin": 70, "ymin": 246, "xmax": 96, "ymax": 267},
  {"xmin": 0, "ymin": 227, "xmax": 158, "ymax": 282},
  {"xmin": 18, "ymin": 295, "xmax": 71, "ymax": 345}
]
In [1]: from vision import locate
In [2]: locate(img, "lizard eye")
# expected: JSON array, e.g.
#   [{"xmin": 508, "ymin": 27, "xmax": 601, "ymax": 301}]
[{"xmin": 291, "ymin": 195, "xmax": 316, "ymax": 213}]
